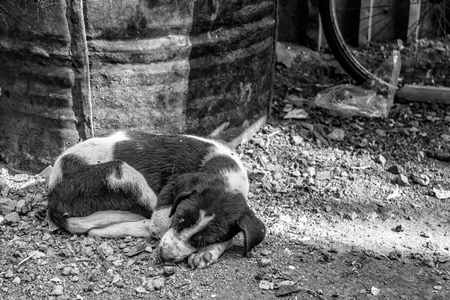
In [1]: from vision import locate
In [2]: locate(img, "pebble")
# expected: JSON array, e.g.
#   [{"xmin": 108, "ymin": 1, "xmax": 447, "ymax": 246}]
[
  {"xmin": 62, "ymin": 267, "xmax": 72, "ymax": 276},
  {"xmin": 260, "ymin": 249, "xmax": 272, "ymax": 256},
  {"xmin": 12, "ymin": 277, "xmax": 21, "ymax": 284},
  {"xmin": 387, "ymin": 165, "xmax": 403, "ymax": 174},
  {"xmin": 4, "ymin": 212, "xmax": 20, "ymax": 224},
  {"xmin": 260, "ymin": 258, "xmax": 272, "ymax": 267},
  {"xmin": 4, "ymin": 269, "xmax": 13, "ymax": 278},
  {"xmin": 397, "ymin": 174, "xmax": 410, "ymax": 186},
  {"xmin": 374, "ymin": 154, "xmax": 387, "ymax": 167},
  {"xmin": 97, "ymin": 243, "xmax": 114, "ymax": 256},
  {"xmin": 50, "ymin": 285, "xmax": 64, "ymax": 296}
]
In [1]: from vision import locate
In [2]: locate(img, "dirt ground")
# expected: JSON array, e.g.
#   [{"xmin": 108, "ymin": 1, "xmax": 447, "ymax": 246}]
[{"xmin": 1, "ymin": 44, "xmax": 450, "ymax": 300}]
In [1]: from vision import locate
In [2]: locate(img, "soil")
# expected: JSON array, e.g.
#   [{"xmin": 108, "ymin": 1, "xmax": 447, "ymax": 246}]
[{"xmin": 1, "ymin": 43, "xmax": 450, "ymax": 300}]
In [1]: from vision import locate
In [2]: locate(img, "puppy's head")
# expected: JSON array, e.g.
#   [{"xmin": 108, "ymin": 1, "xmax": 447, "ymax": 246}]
[{"xmin": 158, "ymin": 173, "xmax": 266, "ymax": 262}]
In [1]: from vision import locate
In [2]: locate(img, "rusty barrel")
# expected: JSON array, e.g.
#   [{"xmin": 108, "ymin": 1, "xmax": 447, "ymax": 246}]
[{"xmin": 0, "ymin": 0, "xmax": 276, "ymax": 171}]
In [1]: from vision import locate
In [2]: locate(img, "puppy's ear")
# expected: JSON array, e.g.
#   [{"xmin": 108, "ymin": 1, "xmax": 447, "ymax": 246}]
[
  {"xmin": 169, "ymin": 174, "xmax": 201, "ymax": 217},
  {"xmin": 237, "ymin": 209, "xmax": 266, "ymax": 257}
]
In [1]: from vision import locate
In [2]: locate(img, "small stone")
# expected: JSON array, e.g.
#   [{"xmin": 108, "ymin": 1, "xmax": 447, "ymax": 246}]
[
  {"xmin": 393, "ymin": 225, "xmax": 403, "ymax": 232},
  {"xmin": 387, "ymin": 165, "xmax": 403, "ymax": 174},
  {"xmin": 411, "ymin": 174, "xmax": 430, "ymax": 186},
  {"xmin": 316, "ymin": 170, "xmax": 331, "ymax": 181},
  {"xmin": 345, "ymin": 212, "xmax": 358, "ymax": 221},
  {"xmin": 4, "ymin": 269, "xmax": 13, "ymax": 278},
  {"xmin": 163, "ymin": 266, "xmax": 176, "ymax": 277},
  {"xmin": 260, "ymin": 249, "xmax": 272, "ymax": 256},
  {"xmin": 307, "ymin": 167, "xmax": 316, "ymax": 177},
  {"xmin": 152, "ymin": 277, "xmax": 165, "ymax": 290},
  {"xmin": 260, "ymin": 258, "xmax": 272, "ymax": 267},
  {"xmin": 97, "ymin": 243, "xmax": 114, "ymax": 256},
  {"xmin": 42, "ymin": 233, "xmax": 52, "ymax": 241},
  {"xmin": 324, "ymin": 205, "xmax": 332, "ymax": 212},
  {"xmin": 50, "ymin": 285, "xmax": 64, "ymax": 296},
  {"xmin": 12, "ymin": 277, "xmax": 21, "ymax": 284},
  {"xmin": 374, "ymin": 154, "xmax": 387, "ymax": 167},
  {"xmin": 397, "ymin": 174, "xmax": 409, "ymax": 186},
  {"xmin": 420, "ymin": 232, "xmax": 431, "ymax": 238},
  {"xmin": 434, "ymin": 286, "xmax": 442, "ymax": 290},
  {"xmin": 62, "ymin": 267, "xmax": 72, "ymax": 276},
  {"xmin": 291, "ymin": 135, "xmax": 303, "ymax": 145},
  {"xmin": 4, "ymin": 212, "xmax": 20, "ymax": 224},
  {"xmin": 72, "ymin": 276, "xmax": 79, "ymax": 282},
  {"xmin": 327, "ymin": 128, "xmax": 345, "ymax": 141}
]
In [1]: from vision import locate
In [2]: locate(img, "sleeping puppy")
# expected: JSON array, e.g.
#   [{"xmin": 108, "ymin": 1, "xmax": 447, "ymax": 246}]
[{"xmin": 47, "ymin": 131, "xmax": 266, "ymax": 269}]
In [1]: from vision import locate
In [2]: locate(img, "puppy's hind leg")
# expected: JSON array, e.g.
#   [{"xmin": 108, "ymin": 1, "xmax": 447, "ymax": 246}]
[
  {"xmin": 88, "ymin": 219, "xmax": 152, "ymax": 238},
  {"xmin": 66, "ymin": 210, "xmax": 146, "ymax": 234}
]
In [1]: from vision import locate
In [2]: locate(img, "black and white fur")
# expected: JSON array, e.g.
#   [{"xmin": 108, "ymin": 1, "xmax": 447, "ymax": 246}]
[{"xmin": 47, "ymin": 131, "xmax": 266, "ymax": 268}]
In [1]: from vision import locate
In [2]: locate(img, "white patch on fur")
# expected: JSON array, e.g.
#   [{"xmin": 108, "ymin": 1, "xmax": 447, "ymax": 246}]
[
  {"xmin": 66, "ymin": 210, "xmax": 145, "ymax": 233},
  {"xmin": 222, "ymin": 168, "xmax": 249, "ymax": 198},
  {"xmin": 147, "ymin": 206, "xmax": 172, "ymax": 239},
  {"xmin": 185, "ymin": 135, "xmax": 249, "ymax": 197},
  {"xmin": 159, "ymin": 210, "xmax": 215, "ymax": 262},
  {"xmin": 107, "ymin": 162, "xmax": 157, "ymax": 211},
  {"xmin": 49, "ymin": 131, "xmax": 129, "ymax": 189},
  {"xmin": 88, "ymin": 219, "xmax": 152, "ymax": 238}
]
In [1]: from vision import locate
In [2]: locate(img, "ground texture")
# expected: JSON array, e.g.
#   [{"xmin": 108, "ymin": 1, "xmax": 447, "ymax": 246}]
[{"xmin": 1, "ymin": 44, "xmax": 450, "ymax": 300}]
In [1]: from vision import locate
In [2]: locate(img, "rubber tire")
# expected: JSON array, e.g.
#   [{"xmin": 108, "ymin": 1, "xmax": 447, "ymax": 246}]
[{"xmin": 319, "ymin": 0, "xmax": 372, "ymax": 84}]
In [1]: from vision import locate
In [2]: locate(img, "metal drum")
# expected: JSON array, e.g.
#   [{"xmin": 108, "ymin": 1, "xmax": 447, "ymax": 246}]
[{"xmin": 0, "ymin": 0, "xmax": 276, "ymax": 171}]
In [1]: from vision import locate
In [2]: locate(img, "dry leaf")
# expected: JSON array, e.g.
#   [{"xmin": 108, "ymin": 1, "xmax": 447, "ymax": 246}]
[{"xmin": 284, "ymin": 109, "xmax": 309, "ymax": 120}]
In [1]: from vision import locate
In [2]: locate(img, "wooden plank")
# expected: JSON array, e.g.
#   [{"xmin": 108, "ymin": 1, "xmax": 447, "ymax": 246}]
[
  {"xmin": 396, "ymin": 85, "xmax": 450, "ymax": 104},
  {"xmin": 359, "ymin": 0, "xmax": 374, "ymax": 46},
  {"xmin": 408, "ymin": 0, "xmax": 422, "ymax": 41}
]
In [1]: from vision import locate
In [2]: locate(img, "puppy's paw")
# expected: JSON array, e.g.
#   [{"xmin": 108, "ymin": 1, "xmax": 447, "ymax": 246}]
[{"xmin": 187, "ymin": 251, "xmax": 214, "ymax": 269}]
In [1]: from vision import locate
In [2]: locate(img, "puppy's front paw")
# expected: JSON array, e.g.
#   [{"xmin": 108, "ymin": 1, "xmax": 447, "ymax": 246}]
[{"xmin": 187, "ymin": 251, "xmax": 214, "ymax": 269}]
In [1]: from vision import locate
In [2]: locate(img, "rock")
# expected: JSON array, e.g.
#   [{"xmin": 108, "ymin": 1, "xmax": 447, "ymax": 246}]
[
  {"xmin": 152, "ymin": 277, "xmax": 165, "ymax": 290},
  {"xmin": 4, "ymin": 269, "xmax": 14, "ymax": 278},
  {"xmin": 260, "ymin": 249, "xmax": 272, "ymax": 256},
  {"xmin": 260, "ymin": 258, "xmax": 272, "ymax": 267},
  {"xmin": 420, "ymin": 232, "xmax": 431, "ymax": 238},
  {"xmin": 327, "ymin": 128, "xmax": 345, "ymax": 141},
  {"xmin": 345, "ymin": 212, "xmax": 358, "ymax": 221},
  {"xmin": 374, "ymin": 154, "xmax": 387, "ymax": 167},
  {"xmin": 12, "ymin": 174, "xmax": 28, "ymax": 182},
  {"xmin": 0, "ymin": 178, "xmax": 10, "ymax": 197},
  {"xmin": 163, "ymin": 266, "xmax": 176, "ymax": 277},
  {"xmin": 50, "ymin": 285, "xmax": 64, "ymax": 296},
  {"xmin": 97, "ymin": 243, "xmax": 114, "ymax": 256},
  {"xmin": 397, "ymin": 174, "xmax": 409, "ymax": 186},
  {"xmin": 291, "ymin": 135, "xmax": 303, "ymax": 145},
  {"xmin": 12, "ymin": 277, "xmax": 21, "ymax": 284},
  {"xmin": 387, "ymin": 165, "xmax": 403, "ymax": 174},
  {"xmin": 411, "ymin": 174, "xmax": 430, "ymax": 186},
  {"xmin": 0, "ymin": 214, "xmax": 4, "ymax": 224},
  {"xmin": 62, "ymin": 267, "xmax": 72, "ymax": 276},
  {"xmin": 15, "ymin": 199, "xmax": 27, "ymax": 214},
  {"xmin": 316, "ymin": 170, "xmax": 331, "ymax": 180},
  {"xmin": 307, "ymin": 167, "xmax": 316, "ymax": 177},
  {"xmin": 4, "ymin": 212, "xmax": 20, "ymax": 224},
  {"xmin": 0, "ymin": 198, "xmax": 16, "ymax": 214}
]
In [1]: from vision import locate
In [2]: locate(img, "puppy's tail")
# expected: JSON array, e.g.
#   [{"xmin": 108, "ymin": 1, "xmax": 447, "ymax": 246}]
[{"xmin": 65, "ymin": 210, "xmax": 146, "ymax": 233}]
